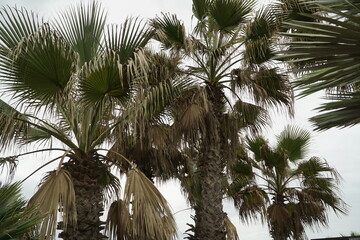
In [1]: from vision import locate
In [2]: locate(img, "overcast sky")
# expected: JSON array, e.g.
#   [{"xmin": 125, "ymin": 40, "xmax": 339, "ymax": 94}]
[{"xmin": 0, "ymin": 0, "xmax": 359, "ymax": 239}]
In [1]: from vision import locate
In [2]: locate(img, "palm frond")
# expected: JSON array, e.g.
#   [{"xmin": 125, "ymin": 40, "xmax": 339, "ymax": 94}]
[
  {"xmin": 310, "ymin": 92, "xmax": 360, "ymax": 130},
  {"xmin": 232, "ymin": 100, "xmax": 270, "ymax": 132},
  {"xmin": 0, "ymin": 6, "xmax": 41, "ymax": 51},
  {"xmin": 151, "ymin": 13, "xmax": 187, "ymax": 51},
  {"xmin": 276, "ymin": 125, "xmax": 311, "ymax": 161},
  {"xmin": 231, "ymin": 67, "xmax": 293, "ymax": 112},
  {"xmin": 28, "ymin": 169, "xmax": 76, "ymax": 240},
  {"xmin": 277, "ymin": 1, "xmax": 360, "ymax": 130},
  {"xmin": 79, "ymin": 51, "xmax": 128, "ymax": 104},
  {"xmin": 0, "ymin": 99, "xmax": 52, "ymax": 149},
  {"xmin": 0, "ymin": 182, "xmax": 42, "ymax": 240},
  {"xmin": 192, "ymin": 0, "xmax": 210, "ymax": 21},
  {"xmin": 243, "ymin": 7, "xmax": 277, "ymax": 65},
  {"xmin": 0, "ymin": 99, "xmax": 27, "ymax": 149},
  {"xmin": 104, "ymin": 17, "xmax": 152, "ymax": 64},
  {"xmin": 209, "ymin": 0, "xmax": 255, "ymax": 33},
  {"xmin": 53, "ymin": 1, "xmax": 106, "ymax": 65},
  {"xmin": 123, "ymin": 169, "xmax": 177, "ymax": 240},
  {"xmin": 272, "ymin": 0, "xmax": 319, "ymax": 27},
  {"xmin": 0, "ymin": 25, "xmax": 77, "ymax": 108},
  {"xmin": 246, "ymin": 135, "xmax": 267, "ymax": 162},
  {"xmin": 106, "ymin": 199, "xmax": 131, "ymax": 240}
]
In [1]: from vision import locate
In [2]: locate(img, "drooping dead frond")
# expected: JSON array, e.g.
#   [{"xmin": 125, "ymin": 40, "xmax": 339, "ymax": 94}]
[
  {"xmin": 124, "ymin": 169, "xmax": 177, "ymax": 240},
  {"xmin": 106, "ymin": 199, "xmax": 131, "ymax": 240},
  {"xmin": 27, "ymin": 168, "xmax": 76, "ymax": 240},
  {"xmin": 224, "ymin": 215, "xmax": 239, "ymax": 240}
]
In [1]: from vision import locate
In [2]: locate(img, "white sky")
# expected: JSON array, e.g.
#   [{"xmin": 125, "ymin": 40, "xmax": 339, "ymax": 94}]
[{"xmin": 0, "ymin": 0, "xmax": 359, "ymax": 239}]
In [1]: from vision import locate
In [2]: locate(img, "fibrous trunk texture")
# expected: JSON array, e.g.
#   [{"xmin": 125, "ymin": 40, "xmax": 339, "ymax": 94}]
[
  {"xmin": 195, "ymin": 142, "xmax": 226, "ymax": 239},
  {"xmin": 195, "ymin": 87, "xmax": 226, "ymax": 240},
  {"xmin": 59, "ymin": 154, "xmax": 107, "ymax": 240}
]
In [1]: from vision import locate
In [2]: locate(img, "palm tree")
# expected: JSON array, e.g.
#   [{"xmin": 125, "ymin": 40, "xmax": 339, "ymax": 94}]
[
  {"xmin": 151, "ymin": 0, "xmax": 293, "ymax": 238},
  {"xmin": 229, "ymin": 126, "xmax": 346, "ymax": 240},
  {"xmin": 0, "ymin": 2, "xmax": 180, "ymax": 239},
  {"xmin": 277, "ymin": 0, "xmax": 360, "ymax": 130}
]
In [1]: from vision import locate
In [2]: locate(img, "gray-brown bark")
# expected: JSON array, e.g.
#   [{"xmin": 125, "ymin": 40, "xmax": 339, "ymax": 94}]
[
  {"xmin": 194, "ymin": 86, "xmax": 226, "ymax": 240},
  {"xmin": 195, "ymin": 143, "xmax": 226, "ymax": 239},
  {"xmin": 58, "ymin": 154, "xmax": 107, "ymax": 240}
]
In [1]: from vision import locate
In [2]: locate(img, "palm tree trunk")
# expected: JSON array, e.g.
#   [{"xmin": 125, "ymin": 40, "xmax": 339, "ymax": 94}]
[
  {"xmin": 194, "ymin": 87, "xmax": 226, "ymax": 239},
  {"xmin": 195, "ymin": 141, "xmax": 226, "ymax": 239},
  {"xmin": 58, "ymin": 154, "xmax": 107, "ymax": 240}
]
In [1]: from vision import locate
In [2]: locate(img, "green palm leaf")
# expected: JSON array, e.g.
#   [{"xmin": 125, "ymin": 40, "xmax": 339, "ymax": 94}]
[
  {"xmin": 276, "ymin": 125, "xmax": 311, "ymax": 162},
  {"xmin": 79, "ymin": 52, "xmax": 128, "ymax": 104},
  {"xmin": 151, "ymin": 13, "xmax": 187, "ymax": 51},
  {"xmin": 104, "ymin": 17, "xmax": 152, "ymax": 64},
  {"xmin": 310, "ymin": 93, "xmax": 360, "ymax": 130},
  {"xmin": 231, "ymin": 67, "xmax": 293, "ymax": 110},
  {"xmin": 246, "ymin": 135, "xmax": 267, "ymax": 162},
  {"xmin": 0, "ymin": 182, "xmax": 42, "ymax": 240},
  {"xmin": 232, "ymin": 100, "xmax": 270, "ymax": 132},
  {"xmin": 209, "ymin": 0, "xmax": 255, "ymax": 33},
  {"xmin": 243, "ymin": 7, "xmax": 277, "ymax": 65},
  {"xmin": 0, "ymin": 26, "xmax": 77, "ymax": 106},
  {"xmin": 0, "ymin": 6, "xmax": 41, "ymax": 51},
  {"xmin": 192, "ymin": 0, "xmax": 210, "ymax": 21},
  {"xmin": 277, "ymin": 1, "xmax": 360, "ymax": 129},
  {"xmin": 53, "ymin": 1, "xmax": 106, "ymax": 66},
  {"xmin": 0, "ymin": 99, "xmax": 52, "ymax": 149}
]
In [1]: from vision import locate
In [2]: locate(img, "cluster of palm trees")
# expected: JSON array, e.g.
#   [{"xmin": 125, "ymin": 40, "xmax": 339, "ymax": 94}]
[{"xmin": 0, "ymin": 0, "xmax": 355, "ymax": 239}]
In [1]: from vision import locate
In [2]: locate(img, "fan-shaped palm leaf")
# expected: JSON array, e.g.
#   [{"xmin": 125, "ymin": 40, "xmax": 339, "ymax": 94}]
[
  {"xmin": 209, "ymin": 0, "xmax": 255, "ymax": 33},
  {"xmin": 0, "ymin": 6, "xmax": 41, "ymax": 51},
  {"xmin": 104, "ymin": 17, "xmax": 152, "ymax": 64},
  {"xmin": 192, "ymin": 0, "xmax": 210, "ymax": 21},
  {"xmin": 243, "ymin": 7, "xmax": 277, "ymax": 65},
  {"xmin": 151, "ymin": 13, "xmax": 187, "ymax": 51},
  {"xmin": 276, "ymin": 125, "xmax": 311, "ymax": 161},
  {"xmin": 0, "ymin": 25, "xmax": 77, "ymax": 107},
  {"xmin": 53, "ymin": 1, "xmax": 106, "ymax": 65}
]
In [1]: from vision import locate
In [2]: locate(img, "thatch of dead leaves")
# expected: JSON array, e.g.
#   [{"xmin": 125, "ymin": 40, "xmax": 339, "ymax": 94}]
[
  {"xmin": 107, "ymin": 169, "xmax": 176, "ymax": 240},
  {"xmin": 27, "ymin": 169, "xmax": 76, "ymax": 239}
]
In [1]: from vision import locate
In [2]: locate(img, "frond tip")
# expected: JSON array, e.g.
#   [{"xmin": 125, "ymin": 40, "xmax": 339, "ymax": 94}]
[{"xmin": 123, "ymin": 169, "xmax": 177, "ymax": 240}]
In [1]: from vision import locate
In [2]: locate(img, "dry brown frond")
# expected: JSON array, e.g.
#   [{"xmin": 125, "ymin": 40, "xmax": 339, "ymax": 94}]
[
  {"xmin": 267, "ymin": 203, "xmax": 290, "ymax": 228},
  {"xmin": 27, "ymin": 168, "xmax": 76, "ymax": 240},
  {"xmin": 180, "ymin": 103, "xmax": 205, "ymax": 130},
  {"xmin": 224, "ymin": 215, "xmax": 239, "ymax": 240},
  {"xmin": 106, "ymin": 199, "xmax": 131, "ymax": 239},
  {"xmin": 124, "ymin": 169, "xmax": 177, "ymax": 240},
  {"xmin": 148, "ymin": 124, "xmax": 172, "ymax": 149}
]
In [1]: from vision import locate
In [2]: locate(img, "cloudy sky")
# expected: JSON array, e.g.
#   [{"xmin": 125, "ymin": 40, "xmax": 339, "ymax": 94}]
[{"xmin": 0, "ymin": 0, "xmax": 359, "ymax": 239}]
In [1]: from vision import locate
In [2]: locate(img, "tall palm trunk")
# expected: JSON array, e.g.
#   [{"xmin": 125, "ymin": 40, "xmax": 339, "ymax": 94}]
[
  {"xmin": 194, "ymin": 87, "xmax": 226, "ymax": 240},
  {"xmin": 59, "ymin": 153, "xmax": 107, "ymax": 240}
]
